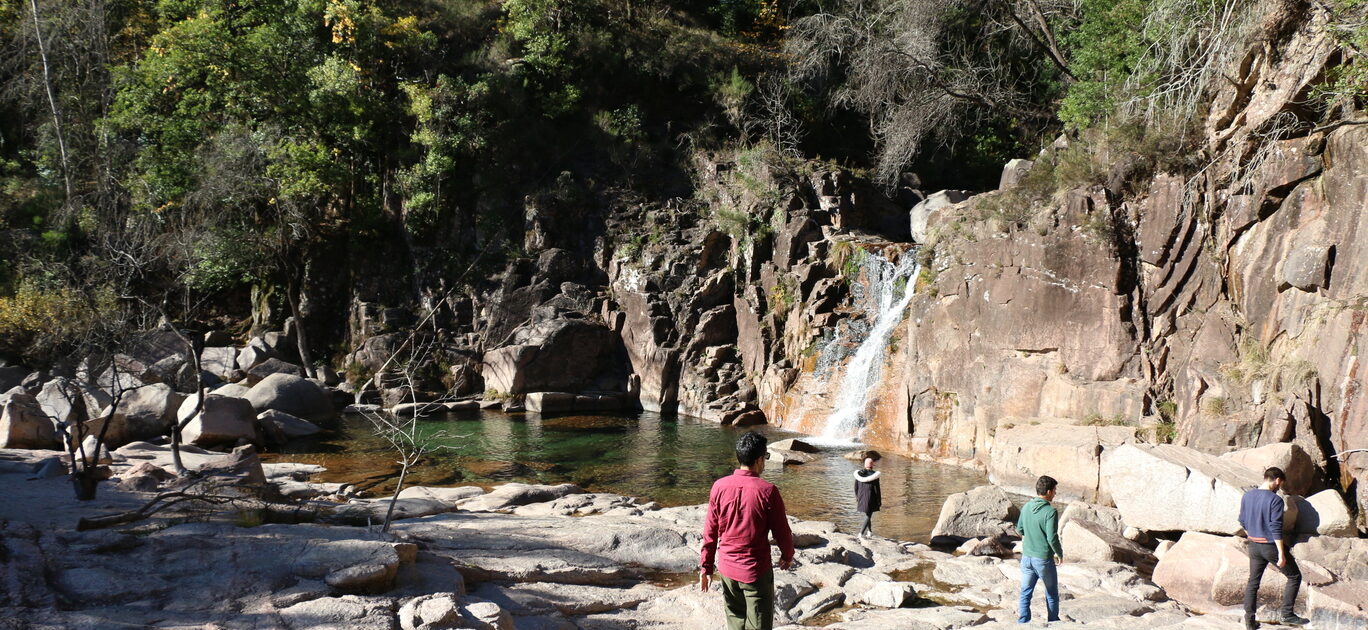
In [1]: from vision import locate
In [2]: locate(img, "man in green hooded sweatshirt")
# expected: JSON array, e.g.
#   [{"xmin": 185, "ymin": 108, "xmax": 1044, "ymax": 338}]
[{"xmin": 1017, "ymin": 475, "xmax": 1063, "ymax": 624}]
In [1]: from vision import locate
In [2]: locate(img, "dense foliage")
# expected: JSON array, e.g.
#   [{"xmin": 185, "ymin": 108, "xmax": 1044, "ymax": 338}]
[{"xmin": 1, "ymin": 0, "xmax": 1365, "ymax": 364}]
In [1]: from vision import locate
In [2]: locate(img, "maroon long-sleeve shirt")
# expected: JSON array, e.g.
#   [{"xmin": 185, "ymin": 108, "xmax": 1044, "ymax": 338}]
[{"xmin": 700, "ymin": 469, "xmax": 795, "ymax": 584}]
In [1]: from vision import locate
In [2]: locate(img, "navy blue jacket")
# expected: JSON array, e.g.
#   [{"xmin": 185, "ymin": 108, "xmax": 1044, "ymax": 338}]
[{"xmin": 1238, "ymin": 488, "xmax": 1284, "ymax": 543}]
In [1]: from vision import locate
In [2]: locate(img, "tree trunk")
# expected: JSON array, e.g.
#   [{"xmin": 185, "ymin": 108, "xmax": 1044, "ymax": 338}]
[
  {"xmin": 381, "ymin": 458, "xmax": 411, "ymax": 533},
  {"xmin": 72, "ymin": 468, "xmax": 99, "ymax": 501},
  {"xmin": 70, "ymin": 362, "xmax": 126, "ymax": 500},
  {"xmin": 27, "ymin": 0, "xmax": 74, "ymax": 207},
  {"xmin": 286, "ymin": 274, "xmax": 316, "ymax": 380},
  {"xmin": 168, "ymin": 326, "xmax": 205, "ymax": 475}
]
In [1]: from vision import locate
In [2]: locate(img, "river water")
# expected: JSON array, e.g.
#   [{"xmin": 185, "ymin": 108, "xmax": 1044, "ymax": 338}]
[{"xmin": 265, "ymin": 409, "xmax": 986, "ymax": 542}]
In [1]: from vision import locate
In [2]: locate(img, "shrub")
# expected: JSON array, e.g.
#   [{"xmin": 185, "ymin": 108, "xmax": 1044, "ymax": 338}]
[
  {"xmin": 1156, "ymin": 399, "xmax": 1178, "ymax": 421},
  {"xmin": 344, "ymin": 360, "xmax": 376, "ymax": 388},
  {"xmin": 1154, "ymin": 419, "xmax": 1178, "ymax": 444},
  {"xmin": 1082, "ymin": 412, "xmax": 1129, "ymax": 426},
  {"xmin": 1317, "ymin": 1, "xmax": 1368, "ymax": 106},
  {"xmin": 0, "ymin": 283, "xmax": 114, "ymax": 362}
]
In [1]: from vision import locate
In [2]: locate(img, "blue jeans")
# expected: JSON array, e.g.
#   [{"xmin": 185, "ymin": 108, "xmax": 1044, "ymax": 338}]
[{"xmin": 1018, "ymin": 556, "xmax": 1059, "ymax": 623}]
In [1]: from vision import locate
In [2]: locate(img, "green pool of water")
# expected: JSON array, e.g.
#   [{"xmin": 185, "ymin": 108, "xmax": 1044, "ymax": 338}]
[{"xmin": 266, "ymin": 409, "xmax": 986, "ymax": 542}]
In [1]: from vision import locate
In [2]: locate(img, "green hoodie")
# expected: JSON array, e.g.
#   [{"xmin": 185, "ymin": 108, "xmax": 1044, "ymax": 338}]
[{"xmin": 1018, "ymin": 497, "xmax": 1063, "ymax": 560}]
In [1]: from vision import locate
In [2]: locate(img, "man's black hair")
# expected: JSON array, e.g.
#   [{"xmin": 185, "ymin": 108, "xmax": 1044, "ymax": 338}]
[
  {"xmin": 1035, "ymin": 475, "xmax": 1058, "ymax": 496},
  {"xmin": 1264, "ymin": 467, "xmax": 1286, "ymax": 482},
  {"xmin": 736, "ymin": 431, "xmax": 768, "ymax": 467}
]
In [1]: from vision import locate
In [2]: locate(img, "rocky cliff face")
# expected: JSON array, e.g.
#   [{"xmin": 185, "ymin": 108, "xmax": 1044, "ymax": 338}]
[
  {"xmin": 335, "ymin": 0, "xmax": 1363, "ymax": 527},
  {"xmin": 840, "ymin": 2, "xmax": 1367, "ymax": 525}
]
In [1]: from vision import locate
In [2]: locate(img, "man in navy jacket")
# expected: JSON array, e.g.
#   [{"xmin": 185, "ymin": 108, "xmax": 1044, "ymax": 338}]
[{"xmin": 1237, "ymin": 467, "xmax": 1308, "ymax": 629}]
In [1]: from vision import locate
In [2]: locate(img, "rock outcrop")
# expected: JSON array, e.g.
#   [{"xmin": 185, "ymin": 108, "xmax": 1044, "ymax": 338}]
[
  {"xmin": 1103, "ymin": 443, "xmax": 1261, "ymax": 533},
  {"xmin": 988, "ymin": 423, "xmax": 1135, "ymax": 504},
  {"xmin": 480, "ymin": 317, "xmax": 626, "ymax": 396},
  {"xmin": 178, "ymin": 393, "xmax": 258, "ymax": 447},
  {"xmin": 246, "ymin": 374, "xmax": 333, "ymax": 420},
  {"xmin": 929, "ymin": 485, "xmax": 1017, "ymax": 542},
  {"xmin": 0, "ymin": 391, "xmax": 58, "ymax": 450}
]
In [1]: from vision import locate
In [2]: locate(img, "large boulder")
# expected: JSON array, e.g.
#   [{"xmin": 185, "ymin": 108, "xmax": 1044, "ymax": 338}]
[
  {"xmin": 200, "ymin": 347, "xmax": 240, "ymax": 381},
  {"xmin": 1295, "ymin": 535, "xmax": 1368, "ymax": 583},
  {"xmin": 1220, "ymin": 443, "xmax": 1316, "ymax": 496},
  {"xmin": 854, "ymin": 581, "xmax": 915, "ymax": 608},
  {"xmin": 770, "ymin": 438, "xmax": 818, "ymax": 453},
  {"xmin": 1294, "ymin": 490, "xmax": 1358, "ymax": 537},
  {"xmin": 36, "ymin": 377, "xmax": 93, "ymax": 426},
  {"xmin": 214, "ymin": 383, "xmax": 252, "ymax": 398},
  {"xmin": 246, "ymin": 358, "xmax": 305, "ymax": 386},
  {"xmin": 480, "ymin": 318, "xmax": 625, "ymax": 395},
  {"xmin": 1150, "ymin": 532, "xmax": 1283, "ymax": 614},
  {"xmin": 989, "ymin": 423, "xmax": 1135, "ymax": 504},
  {"xmin": 109, "ymin": 383, "xmax": 185, "ymax": 442},
  {"xmin": 1059, "ymin": 502, "xmax": 1125, "ymax": 534},
  {"xmin": 0, "ymin": 391, "xmax": 59, "ymax": 449},
  {"xmin": 1307, "ymin": 583, "xmax": 1368, "ymax": 629},
  {"xmin": 909, "ymin": 189, "xmax": 968, "ymax": 243},
  {"xmin": 196, "ymin": 444, "xmax": 268, "ymax": 485},
  {"xmin": 246, "ymin": 374, "xmax": 332, "ymax": 419},
  {"xmin": 461, "ymin": 601, "xmax": 513, "ymax": 630},
  {"xmin": 768, "ymin": 448, "xmax": 815, "ymax": 465},
  {"xmin": 236, "ymin": 337, "xmax": 276, "ymax": 372},
  {"xmin": 929, "ymin": 485, "xmax": 1018, "ymax": 542},
  {"xmin": 999, "ymin": 158, "xmax": 1036, "ymax": 190},
  {"xmin": 399, "ymin": 594, "xmax": 463, "ymax": 630},
  {"xmin": 257, "ymin": 409, "xmax": 322, "ymax": 438},
  {"xmin": 1279, "ymin": 244, "xmax": 1332, "ymax": 292},
  {"xmin": 524, "ymin": 392, "xmax": 575, "ymax": 413},
  {"xmin": 1103, "ymin": 443, "xmax": 1261, "ymax": 533},
  {"xmin": 1061, "ymin": 520, "xmax": 1156, "ymax": 572},
  {"xmin": 177, "ymin": 394, "xmax": 257, "ymax": 447}
]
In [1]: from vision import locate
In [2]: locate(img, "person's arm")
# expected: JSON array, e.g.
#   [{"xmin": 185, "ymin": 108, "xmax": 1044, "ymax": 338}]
[
  {"xmin": 768, "ymin": 488, "xmax": 795, "ymax": 569},
  {"xmin": 1045, "ymin": 507, "xmax": 1063, "ymax": 561},
  {"xmin": 700, "ymin": 486, "xmax": 720, "ymax": 589},
  {"xmin": 1269, "ymin": 496, "xmax": 1286, "ymax": 566}
]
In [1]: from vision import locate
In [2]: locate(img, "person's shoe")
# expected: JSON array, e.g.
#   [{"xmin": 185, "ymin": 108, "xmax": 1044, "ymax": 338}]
[
  {"xmin": 1244, "ymin": 616, "xmax": 1259, "ymax": 630},
  {"xmin": 1278, "ymin": 613, "xmax": 1310, "ymax": 626}
]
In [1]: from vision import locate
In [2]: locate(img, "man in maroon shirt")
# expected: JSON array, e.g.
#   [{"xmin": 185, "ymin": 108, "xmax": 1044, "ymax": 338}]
[{"xmin": 699, "ymin": 431, "xmax": 795, "ymax": 630}]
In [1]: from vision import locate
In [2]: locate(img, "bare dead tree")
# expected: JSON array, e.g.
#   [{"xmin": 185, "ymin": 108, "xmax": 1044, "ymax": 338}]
[
  {"xmin": 59, "ymin": 357, "xmax": 147, "ymax": 500},
  {"xmin": 163, "ymin": 324, "xmax": 207, "ymax": 475},
  {"xmin": 785, "ymin": 0, "xmax": 1075, "ymax": 185},
  {"xmin": 75, "ymin": 476, "xmax": 250, "ymax": 530},
  {"xmin": 23, "ymin": 0, "xmax": 72, "ymax": 207},
  {"xmin": 357, "ymin": 341, "xmax": 462, "ymax": 532}
]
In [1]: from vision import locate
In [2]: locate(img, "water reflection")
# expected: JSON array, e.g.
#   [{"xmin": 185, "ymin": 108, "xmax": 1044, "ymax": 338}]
[{"xmin": 265, "ymin": 410, "xmax": 986, "ymax": 542}]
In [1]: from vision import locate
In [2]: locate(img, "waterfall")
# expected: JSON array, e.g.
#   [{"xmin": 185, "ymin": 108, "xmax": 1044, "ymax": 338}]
[{"xmin": 816, "ymin": 251, "xmax": 919, "ymax": 444}]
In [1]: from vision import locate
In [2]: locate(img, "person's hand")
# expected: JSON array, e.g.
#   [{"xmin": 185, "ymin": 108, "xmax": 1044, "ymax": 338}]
[
  {"xmin": 778, "ymin": 558, "xmax": 793, "ymax": 571},
  {"xmin": 699, "ymin": 569, "xmax": 711, "ymax": 592},
  {"xmin": 1277, "ymin": 554, "xmax": 1287, "ymax": 569}
]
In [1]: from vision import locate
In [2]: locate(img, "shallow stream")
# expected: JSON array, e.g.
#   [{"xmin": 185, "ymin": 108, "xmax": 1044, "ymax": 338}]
[{"xmin": 264, "ymin": 409, "xmax": 986, "ymax": 542}]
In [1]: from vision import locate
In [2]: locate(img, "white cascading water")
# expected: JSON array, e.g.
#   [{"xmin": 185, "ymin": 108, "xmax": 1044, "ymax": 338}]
[{"xmin": 816, "ymin": 252, "xmax": 920, "ymax": 444}]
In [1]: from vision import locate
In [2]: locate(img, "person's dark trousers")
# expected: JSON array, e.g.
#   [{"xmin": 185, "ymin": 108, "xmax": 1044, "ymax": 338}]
[
  {"xmin": 1244, "ymin": 542, "xmax": 1301, "ymax": 624},
  {"xmin": 721, "ymin": 569, "xmax": 775, "ymax": 630},
  {"xmin": 860, "ymin": 512, "xmax": 874, "ymax": 537}
]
